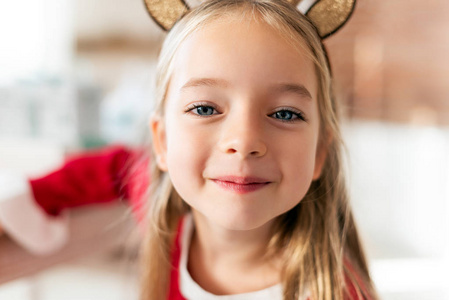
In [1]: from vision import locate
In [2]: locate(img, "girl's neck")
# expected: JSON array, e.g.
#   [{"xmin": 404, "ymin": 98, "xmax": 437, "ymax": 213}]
[{"xmin": 187, "ymin": 211, "xmax": 282, "ymax": 295}]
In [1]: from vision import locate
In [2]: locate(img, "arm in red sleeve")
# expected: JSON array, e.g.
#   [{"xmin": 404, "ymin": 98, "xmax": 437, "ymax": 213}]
[
  {"xmin": 29, "ymin": 145, "xmax": 138, "ymax": 216},
  {"xmin": 0, "ymin": 145, "xmax": 149, "ymax": 255}
]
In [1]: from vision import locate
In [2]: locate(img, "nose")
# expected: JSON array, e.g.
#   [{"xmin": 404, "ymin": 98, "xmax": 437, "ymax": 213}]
[{"xmin": 218, "ymin": 114, "xmax": 267, "ymax": 158}]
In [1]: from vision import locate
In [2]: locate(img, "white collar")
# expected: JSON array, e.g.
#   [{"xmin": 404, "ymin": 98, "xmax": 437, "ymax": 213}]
[{"xmin": 179, "ymin": 214, "xmax": 284, "ymax": 300}]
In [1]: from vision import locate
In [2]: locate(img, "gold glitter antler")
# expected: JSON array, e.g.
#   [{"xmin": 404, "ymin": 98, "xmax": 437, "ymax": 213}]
[
  {"xmin": 143, "ymin": 0, "xmax": 355, "ymax": 36},
  {"xmin": 286, "ymin": 0, "xmax": 302, "ymax": 7},
  {"xmin": 306, "ymin": 0, "xmax": 356, "ymax": 39},
  {"xmin": 143, "ymin": 0, "xmax": 189, "ymax": 31}
]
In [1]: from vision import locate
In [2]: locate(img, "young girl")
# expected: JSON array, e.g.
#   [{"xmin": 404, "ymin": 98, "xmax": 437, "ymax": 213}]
[
  {"xmin": 141, "ymin": 0, "xmax": 377, "ymax": 299},
  {"xmin": 0, "ymin": 0, "xmax": 377, "ymax": 298}
]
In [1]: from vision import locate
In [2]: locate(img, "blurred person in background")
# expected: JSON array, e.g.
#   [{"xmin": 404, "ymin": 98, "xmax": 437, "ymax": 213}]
[{"xmin": 0, "ymin": 145, "xmax": 148, "ymax": 255}]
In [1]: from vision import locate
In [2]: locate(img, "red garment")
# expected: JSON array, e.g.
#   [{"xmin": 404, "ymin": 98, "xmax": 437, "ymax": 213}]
[
  {"xmin": 168, "ymin": 218, "xmax": 186, "ymax": 300},
  {"xmin": 29, "ymin": 145, "xmax": 148, "ymax": 221},
  {"xmin": 166, "ymin": 218, "xmax": 367, "ymax": 300}
]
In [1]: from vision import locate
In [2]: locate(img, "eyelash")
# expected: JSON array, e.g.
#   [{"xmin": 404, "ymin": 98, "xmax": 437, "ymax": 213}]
[
  {"xmin": 185, "ymin": 103, "xmax": 306, "ymax": 122},
  {"xmin": 269, "ymin": 107, "xmax": 307, "ymax": 123},
  {"xmin": 185, "ymin": 102, "xmax": 220, "ymax": 117}
]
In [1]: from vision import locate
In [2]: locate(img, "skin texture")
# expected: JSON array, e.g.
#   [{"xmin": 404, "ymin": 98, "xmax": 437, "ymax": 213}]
[{"xmin": 151, "ymin": 17, "xmax": 327, "ymax": 294}]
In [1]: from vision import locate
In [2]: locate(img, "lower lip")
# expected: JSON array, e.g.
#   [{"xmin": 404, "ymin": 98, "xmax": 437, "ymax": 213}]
[{"xmin": 212, "ymin": 180, "xmax": 270, "ymax": 194}]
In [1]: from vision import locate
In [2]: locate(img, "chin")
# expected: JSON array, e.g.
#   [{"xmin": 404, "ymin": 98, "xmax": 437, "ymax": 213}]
[{"xmin": 214, "ymin": 212, "xmax": 276, "ymax": 231}]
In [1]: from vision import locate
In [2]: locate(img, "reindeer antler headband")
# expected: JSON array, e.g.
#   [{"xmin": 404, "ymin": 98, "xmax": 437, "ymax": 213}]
[{"xmin": 143, "ymin": 0, "xmax": 356, "ymax": 39}]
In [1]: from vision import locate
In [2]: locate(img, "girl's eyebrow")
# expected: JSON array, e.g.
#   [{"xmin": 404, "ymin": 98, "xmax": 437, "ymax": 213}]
[
  {"xmin": 274, "ymin": 83, "xmax": 312, "ymax": 100},
  {"xmin": 181, "ymin": 77, "xmax": 229, "ymax": 90},
  {"xmin": 180, "ymin": 78, "xmax": 312, "ymax": 100}
]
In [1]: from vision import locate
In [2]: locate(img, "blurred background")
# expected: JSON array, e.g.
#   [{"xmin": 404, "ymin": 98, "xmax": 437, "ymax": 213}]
[{"xmin": 0, "ymin": 0, "xmax": 448, "ymax": 299}]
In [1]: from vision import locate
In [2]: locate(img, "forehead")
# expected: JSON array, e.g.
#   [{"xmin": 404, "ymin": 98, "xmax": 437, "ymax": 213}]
[{"xmin": 168, "ymin": 16, "xmax": 317, "ymax": 97}]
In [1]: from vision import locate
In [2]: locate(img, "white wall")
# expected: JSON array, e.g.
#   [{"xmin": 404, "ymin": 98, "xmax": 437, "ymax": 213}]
[
  {"xmin": 344, "ymin": 122, "xmax": 449, "ymax": 298},
  {"xmin": 0, "ymin": 0, "xmax": 74, "ymax": 83},
  {"xmin": 75, "ymin": 0, "xmax": 165, "ymax": 42}
]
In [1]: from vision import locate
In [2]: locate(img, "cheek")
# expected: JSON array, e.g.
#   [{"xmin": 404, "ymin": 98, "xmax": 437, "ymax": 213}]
[
  {"xmin": 276, "ymin": 135, "xmax": 319, "ymax": 198},
  {"xmin": 283, "ymin": 149, "xmax": 315, "ymax": 185},
  {"xmin": 165, "ymin": 122, "xmax": 211, "ymax": 195},
  {"xmin": 166, "ymin": 127, "xmax": 196, "ymax": 173}
]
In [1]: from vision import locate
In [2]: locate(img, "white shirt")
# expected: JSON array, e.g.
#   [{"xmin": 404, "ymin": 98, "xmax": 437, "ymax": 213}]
[{"xmin": 179, "ymin": 214, "xmax": 284, "ymax": 300}]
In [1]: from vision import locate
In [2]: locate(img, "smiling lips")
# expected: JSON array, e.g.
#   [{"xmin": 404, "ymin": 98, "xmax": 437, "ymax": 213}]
[{"xmin": 211, "ymin": 176, "xmax": 271, "ymax": 194}]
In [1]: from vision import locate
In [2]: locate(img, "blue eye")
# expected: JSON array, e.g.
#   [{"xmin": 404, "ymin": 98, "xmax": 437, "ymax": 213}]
[
  {"xmin": 195, "ymin": 106, "xmax": 215, "ymax": 116},
  {"xmin": 275, "ymin": 110, "xmax": 294, "ymax": 120},
  {"xmin": 270, "ymin": 109, "xmax": 305, "ymax": 122},
  {"xmin": 186, "ymin": 104, "xmax": 219, "ymax": 116}
]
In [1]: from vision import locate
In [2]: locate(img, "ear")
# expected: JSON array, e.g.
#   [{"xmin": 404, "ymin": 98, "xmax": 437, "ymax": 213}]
[
  {"xmin": 306, "ymin": 0, "xmax": 357, "ymax": 39},
  {"xmin": 312, "ymin": 135, "xmax": 332, "ymax": 180},
  {"xmin": 143, "ymin": 0, "xmax": 189, "ymax": 31},
  {"xmin": 150, "ymin": 114, "xmax": 168, "ymax": 172}
]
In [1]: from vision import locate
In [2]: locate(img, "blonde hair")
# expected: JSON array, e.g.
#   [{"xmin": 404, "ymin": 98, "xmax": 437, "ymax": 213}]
[{"xmin": 140, "ymin": 0, "xmax": 378, "ymax": 299}]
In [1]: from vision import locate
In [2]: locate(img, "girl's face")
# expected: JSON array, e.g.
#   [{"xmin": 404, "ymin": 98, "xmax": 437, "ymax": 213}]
[{"xmin": 152, "ymin": 17, "xmax": 327, "ymax": 231}]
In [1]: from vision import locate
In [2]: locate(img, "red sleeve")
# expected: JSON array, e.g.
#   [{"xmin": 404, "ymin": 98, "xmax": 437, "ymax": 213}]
[
  {"xmin": 345, "ymin": 278, "xmax": 364, "ymax": 300},
  {"xmin": 344, "ymin": 259, "xmax": 371, "ymax": 300},
  {"xmin": 29, "ymin": 145, "xmax": 139, "ymax": 216},
  {"xmin": 168, "ymin": 218, "xmax": 186, "ymax": 300}
]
